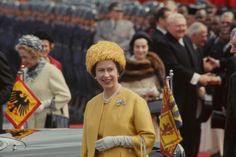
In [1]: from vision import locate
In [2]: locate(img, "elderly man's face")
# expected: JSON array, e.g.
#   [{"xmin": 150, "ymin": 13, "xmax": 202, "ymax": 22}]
[
  {"xmin": 193, "ymin": 27, "xmax": 208, "ymax": 48},
  {"xmin": 221, "ymin": 16, "xmax": 233, "ymax": 27},
  {"xmin": 167, "ymin": 17, "xmax": 187, "ymax": 40}
]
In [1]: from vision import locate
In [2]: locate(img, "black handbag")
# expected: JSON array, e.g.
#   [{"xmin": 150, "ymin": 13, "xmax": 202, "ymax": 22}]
[
  {"xmin": 211, "ymin": 110, "xmax": 225, "ymax": 129},
  {"xmin": 44, "ymin": 97, "xmax": 69, "ymax": 128},
  {"xmin": 147, "ymin": 99, "xmax": 162, "ymax": 115}
]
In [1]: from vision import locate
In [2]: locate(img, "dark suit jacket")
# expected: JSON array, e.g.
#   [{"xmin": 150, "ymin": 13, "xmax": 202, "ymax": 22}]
[
  {"xmin": 195, "ymin": 47, "xmax": 204, "ymax": 73},
  {"xmin": 223, "ymin": 72, "xmax": 236, "ymax": 157},
  {"xmin": 151, "ymin": 29, "xmax": 166, "ymax": 54},
  {"xmin": 207, "ymin": 37, "xmax": 229, "ymax": 60},
  {"xmin": 217, "ymin": 55, "xmax": 236, "ymax": 109},
  {"xmin": 156, "ymin": 32, "xmax": 200, "ymax": 125},
  {"xmin": 156, "ymin": 33, "xmax": 202, "ymax": 157},
  {"xmin": 0, "ymin": 51, "xmax": 14, "ymax": 104},
  {"xmin": 0, "ymin": 51, "xmax": 14, "ymax": 129}
]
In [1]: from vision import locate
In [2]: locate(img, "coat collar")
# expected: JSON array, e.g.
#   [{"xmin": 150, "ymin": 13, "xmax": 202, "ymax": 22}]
[{"xmin": 165, "ymin": 33, "xmax": 199, "ymax": 71}]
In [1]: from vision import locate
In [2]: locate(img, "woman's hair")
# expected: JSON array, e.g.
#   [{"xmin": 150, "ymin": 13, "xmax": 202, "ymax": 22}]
[
  {"xmin": 166, "ymin": 13, "xmax": 185, "ymax": 25},
  {"xmin": 16, "ymin": 45, "xmax": 42, "ymax": 59},
  {"xmin": 129, "ymin": 31, "xmax": 152, "ymax": 52}
]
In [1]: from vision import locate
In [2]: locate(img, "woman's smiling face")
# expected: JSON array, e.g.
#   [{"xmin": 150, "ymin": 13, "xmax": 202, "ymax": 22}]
[
  {"xmin": 18, "ymin": 48, "xmax": 38, "ymax": 68},
  {"xmin": 95, "ymin": 60, "xmax": 119, "ymax": 90},
  {"xmin": 133, "ymin": 38, "xmax": 149, "ymax": 60}
]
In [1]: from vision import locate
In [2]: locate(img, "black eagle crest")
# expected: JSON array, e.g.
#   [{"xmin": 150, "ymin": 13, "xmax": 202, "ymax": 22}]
[{"xmin": 8, "ymin": 90, "xmax": 30, "ymax": 116}]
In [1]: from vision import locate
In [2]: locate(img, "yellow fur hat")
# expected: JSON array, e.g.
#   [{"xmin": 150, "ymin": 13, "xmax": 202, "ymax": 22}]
[{"xmin": 86, "ymin": 41, "xmax": 126, "ymax": 75}]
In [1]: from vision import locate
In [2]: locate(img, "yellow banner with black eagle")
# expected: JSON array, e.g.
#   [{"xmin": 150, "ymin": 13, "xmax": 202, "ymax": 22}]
[{"xmin": 5, "ymin": 77, "xmax": 41, "ymax": 128}]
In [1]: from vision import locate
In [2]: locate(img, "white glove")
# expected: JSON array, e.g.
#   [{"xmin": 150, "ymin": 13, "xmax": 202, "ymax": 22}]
[
  {"xmin": 35, "ymin": 99, "xmax": 51, "ymax": 113},
  {"xmin": 95, "ymin": 136, "xmax": 132, "ymax": 152}
]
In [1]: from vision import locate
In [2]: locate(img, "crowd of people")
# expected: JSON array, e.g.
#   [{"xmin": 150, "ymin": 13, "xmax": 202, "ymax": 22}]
[{"xmin": 1, "ymin": 0, "xmax": 236, "ymax": 157}]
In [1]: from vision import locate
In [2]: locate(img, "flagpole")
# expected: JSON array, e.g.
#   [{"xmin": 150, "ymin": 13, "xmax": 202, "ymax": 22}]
[
  {"xmin": 169, "ymin": 69, "xmax": 174, "ymax": 92},
  {"xmin": 166, "ymin": 69, "xmax": 174, "ymax": 92},
  {"xmin": 17, "ymin": 66, "xmax": 25, "ymax": 129},
  {"xmin": 160, "ymin": 69, "xmax": 183, "ymax": 156},
  {"xmin": 17, "ymin": 65, "xmax": 24, "ymax": 81}
]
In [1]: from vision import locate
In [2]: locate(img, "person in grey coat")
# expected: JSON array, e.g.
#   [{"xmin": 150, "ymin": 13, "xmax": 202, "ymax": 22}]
[{"xmin": 94, "ymin": 2, "xmax": 135, "ymax": 55}]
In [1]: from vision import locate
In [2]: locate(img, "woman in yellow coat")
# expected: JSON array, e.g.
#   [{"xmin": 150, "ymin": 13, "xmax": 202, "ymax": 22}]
[{"xmin": 81, "ymin": 41, "xmax": 156, "ymax": 157}]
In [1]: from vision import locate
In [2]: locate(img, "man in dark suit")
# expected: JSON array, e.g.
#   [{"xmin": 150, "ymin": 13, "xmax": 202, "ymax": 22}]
[
  {"xmin": 187, "ymin": 21, "xmax": 208, "ymax": 74},
  {"xmin": 223, "ymin": 33, "xmax": 236, "ymax": 155},
  {"xmin": 187, "ymin": 22, "xmax": 224, "ymax": 157},
  {"xmin": 151, "ymin": 7, "xmax": 172, "ymax": 54},
  {"xmin": 187, "ymin": 22, "xmax": 220, "ymax": 95},
  {"xmin": 156, "ymin": 13, "xmax": 216, "ymax": 157},
  {"xmin": 0, "ymin": 51, "xmax": 14, "ymax": 129},
  {"xmin": 223, "ymin": 72, "xmax": 236, "ymax": 157}
]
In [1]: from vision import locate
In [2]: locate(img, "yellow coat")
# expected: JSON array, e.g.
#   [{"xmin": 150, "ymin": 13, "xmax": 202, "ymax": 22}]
[{"xmin": 81, "ymin": 87, "xmax": 155, "ymax": 157}]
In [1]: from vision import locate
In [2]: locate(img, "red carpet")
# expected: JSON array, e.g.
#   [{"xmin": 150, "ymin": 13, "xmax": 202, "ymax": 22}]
[
  {"xmin": 198, "ymin": 152, "xmax": 210, "ymax": 157},
  {"xmin": 69, "ymin": 124, "xmax": 83, "ymax": 128}
]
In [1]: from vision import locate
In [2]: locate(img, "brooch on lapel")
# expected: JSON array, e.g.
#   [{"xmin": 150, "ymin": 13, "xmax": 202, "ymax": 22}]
[{"xmin": 116, "ymin": 99, "xmax": 125, "ymax": 106}]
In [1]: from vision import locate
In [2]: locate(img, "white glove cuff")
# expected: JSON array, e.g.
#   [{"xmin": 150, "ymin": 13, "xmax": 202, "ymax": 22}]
[
  {"xmin": 115, "ymin": 136, "xmax": 133, "ymax": 148},
  {"xmin": 41, "ymin": 99, "xmax": 52, "ymax": 108}
]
